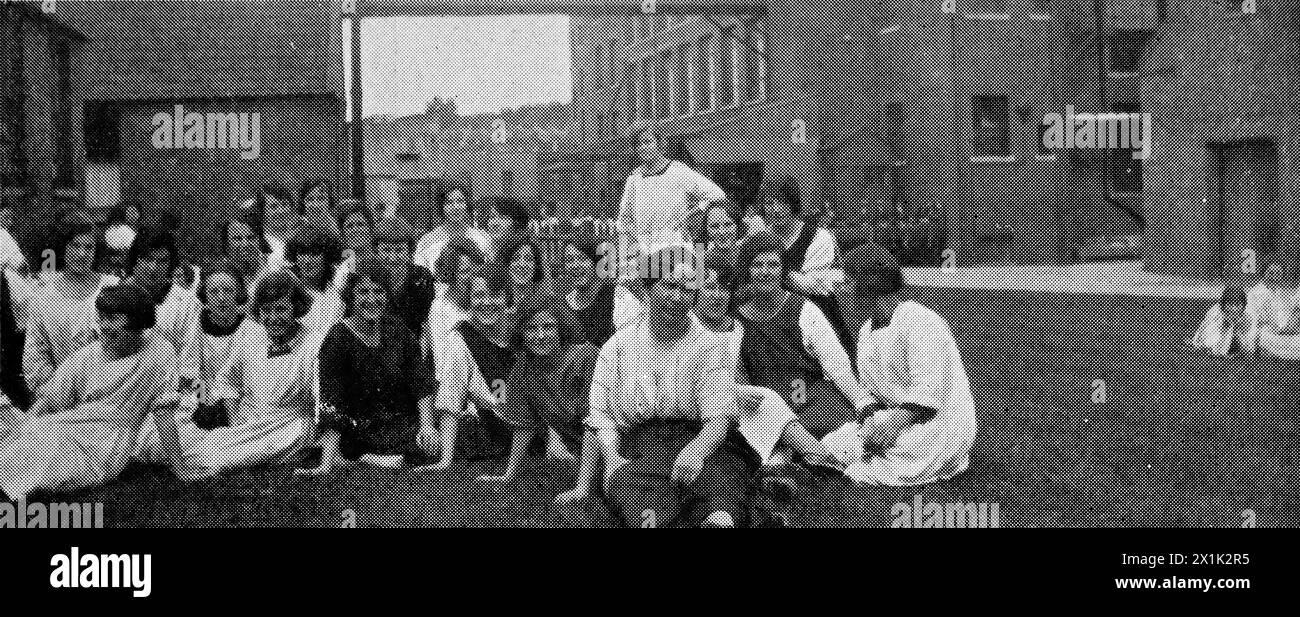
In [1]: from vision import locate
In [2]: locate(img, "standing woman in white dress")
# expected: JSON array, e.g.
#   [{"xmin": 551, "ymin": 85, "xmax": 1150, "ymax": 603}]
[
  {"xmin": 413, "ymin": 185, "xmax": 493, "ymax": 274},
  {"xmin": 177, "ymin": 269, "xmax": 321, "ymax": 481},
  {"xmin": 23, "ymin": 221, "xmax": 119, "ymax": 392},
  {"xmin": 1, "ymin": 283, "xmax": 179, "ymax": 500}
]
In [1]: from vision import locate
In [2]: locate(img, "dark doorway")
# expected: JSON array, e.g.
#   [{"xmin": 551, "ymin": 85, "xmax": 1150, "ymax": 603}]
[{"xmin": 1213, "ymin": 139, "xmax": 1279, "ymax": 281}]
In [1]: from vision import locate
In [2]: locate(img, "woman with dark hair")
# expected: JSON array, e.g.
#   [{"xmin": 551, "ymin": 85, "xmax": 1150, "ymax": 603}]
[
  {"xmin": 23, "ymin": 222, "xmax": 120, "ymax": 392},
  {"xmin": 220, "ymin": 215, "xmax": 278, "ymax": 292},
  {"xmin": 479, "ymin": 293, "xmax": 596, "ymax": 484},
  {"xmin": 179, "ymin": 260, "xmax": 251, "ymax": 396},
  {"xmin": 559, "ymin": 224, "xmax": 618, "ymax": 347},
  {"xmin": 733, "ymin": 231, "xmax": 871, "ymax": 439},
  {"xmin": 299, "ymin": 258, "xmax": 438, "ymax": 476},
  {"xmin": 414, "ymin": 185, "xmax": 493, "ymax": 274},
  {"xmin": 495, "ymin": 231, "xmax": 552, "ymax": 316},
  {"xmin": 691, "ymin": 248, "xmax": 841, "ymax": 472},
  {"xmin": 420, "ymin": 262, "xmax": 516, "ymax": 471},
  {"xmin": 425, "ymin": 234, "xmax": 488, "ymax": 367},
  {"xmin": 124, "ymin": 229, "xmax": 201, "ymax": 354},
  {"xmin": 259, "ymin": 182, "xmax": 300, "ymax": 266},
  {"xmin": 176, "ymin": 269, "xmax": 321, "ymax": 480},
  {"xmin": 286, "ymin": 224, "xmax": 345, "ymax": 337},
  {"xmin": 1, "ymin": 283, "xmax": 179, "ymax": 499},
  {"xmin": 755, "ymin": 176, "xmax": 848, "ymax": 339},
  {"xmin": 487, "ymin": 196, "xmax": 531, "ymax": 243},
  {"xmin": 300, "ymin": 180, "xmax": 344, "ymax": 240},
  {"xmin": 577, "ymin": 245, "xmax": 755, "ymax": 528},
  {"xmin": 695, "ymin": 198, "xmax": 745, "ymax": 253},
  {"xmin": 373, "ymin": 217, "xmax": 438, "ymax": 336}
]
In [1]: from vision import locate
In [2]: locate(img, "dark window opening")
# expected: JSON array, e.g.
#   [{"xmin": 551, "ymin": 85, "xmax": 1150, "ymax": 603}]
[{"xmin": 972, "ymin": 95, "xmax": 1010, "ymax": 158}]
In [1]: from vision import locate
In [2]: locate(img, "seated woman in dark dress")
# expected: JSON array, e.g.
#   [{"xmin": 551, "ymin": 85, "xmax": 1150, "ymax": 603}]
[
  {"xmin": 559, "ymin": 224, "xmax": 617, "ymax": 347},
  {"xmin": 419, "ymin": 262, "xmax": 517, "ymax": 471},
  {"xmin": 478, "ymin": 293, "xmax": 597, "ymax": 484},
  {"xmin": 298, "ymin": 257, "xmax": 438, "ymax": 475},
  {"xmin": 734, "ymin": 231, "xmax": 872, "ymax": 439}
]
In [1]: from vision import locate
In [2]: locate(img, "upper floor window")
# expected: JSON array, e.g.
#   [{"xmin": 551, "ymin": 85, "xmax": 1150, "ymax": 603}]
[{"xmin": 972, "ymin": 95, "xmax": 1010, "ymax": 158}]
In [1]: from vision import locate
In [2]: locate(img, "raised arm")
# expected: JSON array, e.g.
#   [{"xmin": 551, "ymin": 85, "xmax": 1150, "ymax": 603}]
[
  {"xmin": 799, "ymin": 300, "xmax": 871, "ymax": 411},
  {"xmin": 22, "ymin": 308, "xmax": 55, "ymax": 392}
]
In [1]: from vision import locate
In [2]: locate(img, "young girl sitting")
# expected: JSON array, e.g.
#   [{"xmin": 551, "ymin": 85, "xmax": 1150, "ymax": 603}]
[{"xmin": 1187, "ymin": 286, "xmax": 1257, "ymax": 356}]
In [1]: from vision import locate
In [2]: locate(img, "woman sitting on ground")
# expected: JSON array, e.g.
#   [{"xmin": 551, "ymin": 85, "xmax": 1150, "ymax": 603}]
[
  {"xmin": 1188, "ymin": 285, "xmax": 1257, "ymax": 356},
  {"xmin": 423, "ymin": 262, "xmax": 518, "ymax": 470},
  {"xmin": 481, "ymin": 293, "xmax": 595, "ymax": 484},
  {"xmin": 1, "ymin": 283, "xmax": 178, "ymax": 500},
  {"xmin": 1250, "ymin": 258, "xmax": 1300, "ymax": 359},
  {"xmin": 23, "ymin": 221, "xmax": 119, "ymax": 392},
  {"xmin": 733, "ymin": 231, "xmax": 872, "ymax": 439},
  {"xmin": 425, "ymin": 235, "xmax": 488, "ymax": 366},
  {"xmin": 299, "ymin": 257, "xmax": 439, "ymax": 476},
  {"xmin": 176, "ymin": 270, "xmax": 321, "ymax": 481},
  {"xmin": 286, "ymin": 223, "xmax": 345, "ymax": 337}
]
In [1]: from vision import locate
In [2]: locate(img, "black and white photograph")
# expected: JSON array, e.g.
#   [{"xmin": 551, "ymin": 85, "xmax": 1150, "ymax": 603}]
[{"xmin": 0, "ymin": 0, "xmax": 1292, "ymax": 593}]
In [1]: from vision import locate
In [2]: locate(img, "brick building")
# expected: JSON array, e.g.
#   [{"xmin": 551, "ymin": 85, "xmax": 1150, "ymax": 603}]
[
  {"xmin": 4, "ymin": 0, "xmax": 346, "ymax": 261},
  {"xmin": 560, "ymin": 1, "xmax": 1219, "ymax": 267},
  {"xmin": 366, "ymin": 100, "xmax": 573, "ymax": 231},
  {"xmin": 1, "ymin": 1, "xmax": 87, "ymax": 258},
  {"xmin": 1142, "ymin": 1, "xmax": 1298, "ymax": 281}
]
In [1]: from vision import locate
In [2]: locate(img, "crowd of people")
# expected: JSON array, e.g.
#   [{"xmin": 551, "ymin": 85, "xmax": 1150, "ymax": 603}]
[{"xmin": 0, "ymin": 126, "xmax": 979, "ymax": 527}]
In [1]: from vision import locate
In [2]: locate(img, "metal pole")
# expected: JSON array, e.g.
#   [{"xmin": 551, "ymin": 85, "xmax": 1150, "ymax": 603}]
[{"xmin": 351, "ymin": 11, "xmax": 365, "ymax": 201}]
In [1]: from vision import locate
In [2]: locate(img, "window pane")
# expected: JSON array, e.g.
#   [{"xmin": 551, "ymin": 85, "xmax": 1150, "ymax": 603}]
[
  {"xmin": 674, "ymin": 44, "xmax": 690, "ymax": 116},
  {"xmin": 1110, "ymin": 30, "xmax": 1150, "ymax": 72},
  {"xmin": 1111, "ymin": 102, "xmax": 1142, "ymax": 192},
  {"xmin": 741, "ymin": 19, "xmax": 765, "ymax": 103},
  {"xmin": 717, "ymin": 27, "xmax": 735, "ymax": 109},
  {"xmin": 696, "ymin": 33, "xmax": 713, "ymax": 112},
  {"xmin": 655, "ymin": 51, "xmax": 670, "ymax": 120},
  {"xmin": 972, "ymin": 95, "xmax": 1010, "ymax": 157}
]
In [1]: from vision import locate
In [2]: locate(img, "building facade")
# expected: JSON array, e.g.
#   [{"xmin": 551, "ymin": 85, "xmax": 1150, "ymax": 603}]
[
  {"xmin": 6, "ymin": 0, "xmax": 347, "ymax": 261},
  {"xmin": 1, "ymin": 2, "xmax": 88, "ymax": 260},
  {"xmin": 366, "ymin": 101, "xmax": 573, "ymax": 231},
  {"xmin": 563, "ymin": 1, "xmax": 1263, "ymax": 269},
  {"xmin": 1141, "ymin": 1, "xmax": 1298, "ymax": 281}
]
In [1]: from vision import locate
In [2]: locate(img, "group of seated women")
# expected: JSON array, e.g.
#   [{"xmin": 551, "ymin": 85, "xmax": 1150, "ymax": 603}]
[{"xmin": 0, "ymin": 179, "xmax": 979, "ymax": 527}]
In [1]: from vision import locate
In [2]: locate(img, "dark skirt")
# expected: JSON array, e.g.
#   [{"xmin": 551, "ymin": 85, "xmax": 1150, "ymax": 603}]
[{"xmin": 603, "ymin": 420, "xmax": 757, "ymax": 528}]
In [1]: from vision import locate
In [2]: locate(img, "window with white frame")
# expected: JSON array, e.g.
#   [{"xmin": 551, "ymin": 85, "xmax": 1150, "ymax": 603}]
[
  {"xmin": 716, "ymin": 26, "xmax": 735, "ymax": 109},
  {"xmin": 674, "ymin": 43, "xmax": 690, "ymax": 117},
  {"xmin": 695, "ymin": 33, "xmax": 713, "ymax": 113}
]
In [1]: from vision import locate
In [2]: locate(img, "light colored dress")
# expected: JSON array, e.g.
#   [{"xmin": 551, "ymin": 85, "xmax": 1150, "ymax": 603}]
[
  {"xmin": 715, "ymin": 319, "xmax": 800, "ymax": 463},
  {"xmin": 586, "ymin": 316, "xmax": 737, "ymax": 434},
  {"xmin": 617, "ymin": 161, "xmax": 725, "ymax": 250},
  {"xmin": 1248, "ymin": 282, "xmax": 1300, "ymax": 359},
  {"xmin": 0, "ymin": 332, "xmax": 177, "ymax": 498},
  {"xmin": 413, "ymin": 226, "xmax": 493, "ymax": 275},
  {"xmin": 176, "ymin": 321, "xmax": 321, "ymax": 481},
  {"xmin": 134, "ymin": 313, "xmax": 253, "ymax": 465},
  {"xmin": 822, "ymin": 301, "xmax": 979, "ymax": 486},
  {"xmin": 22, "ymin": 272, "xmax": 119, "ymax": 392},
  {"xmin": 153, "ymin": 283, "xmax": 203, "ymax": 355},
  {"xmin": 1188, "ymin": 303, "xmax": 1258, "ymax": 356}
]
